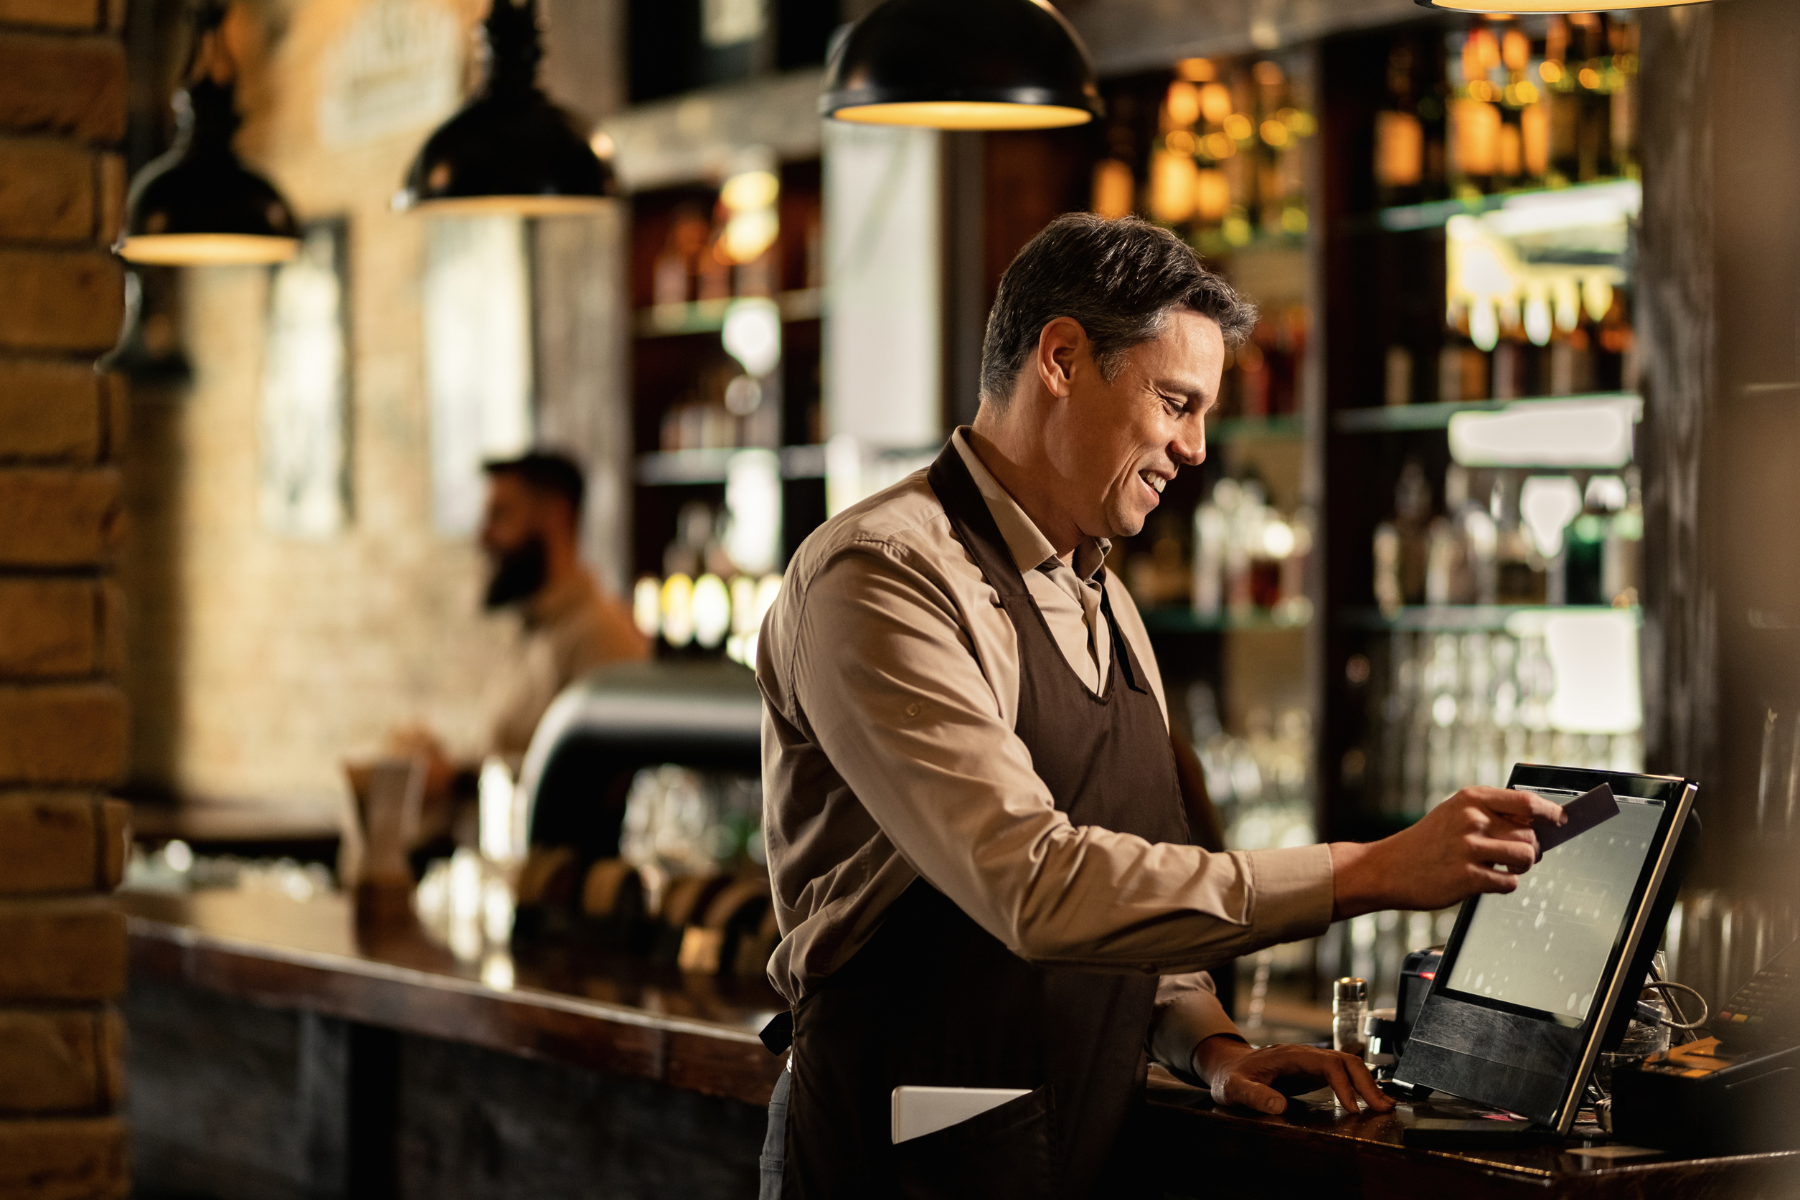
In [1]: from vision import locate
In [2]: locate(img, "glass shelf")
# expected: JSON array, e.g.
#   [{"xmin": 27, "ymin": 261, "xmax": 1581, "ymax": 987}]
[
  {"xmin": 1209, "ymin": 414, "xmax": 1304, "ymax": 443},
  {"xmin": 1343, "ymin": 604, "xmax": 1642, "ymax": 633},
  {"xmin": 1333, "ymin": 391, "xmax": 1640, "ymax": 434},
  {"xmin": 1141, "ymin": 608, "xmax": 1312, "ymax": 635},
  {"xmin": 636, "ymin": 444, "xmax": 827, "ymax": 486},
  {"xmin": 1372, "ymin": 178, "xmax": 1642, "ymax": 233},
  {"xmin": 633, "ymin": 288, "xmax": 823, "ymax": 338}
]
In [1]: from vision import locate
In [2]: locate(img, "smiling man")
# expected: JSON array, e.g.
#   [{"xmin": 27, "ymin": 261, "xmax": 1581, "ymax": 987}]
[{"xmin": 755, "ymin": 214, "xmax": 1563, "ymax": 1200}]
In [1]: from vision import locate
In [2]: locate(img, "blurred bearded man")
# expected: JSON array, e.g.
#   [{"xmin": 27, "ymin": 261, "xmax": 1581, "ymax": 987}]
[{"xmin": 477, "ymin": 451, "xmax": 649, "ymax": 758}]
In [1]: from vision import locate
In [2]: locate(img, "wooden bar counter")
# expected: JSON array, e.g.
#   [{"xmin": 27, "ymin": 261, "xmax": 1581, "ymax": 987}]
[
  {"xmin": 123, "ymin": 887, "xmax": 1800, "ymax": 1200},
  {"xmin": 122, "ymin": 887, "xmax": 786, "ymax": 1199}
]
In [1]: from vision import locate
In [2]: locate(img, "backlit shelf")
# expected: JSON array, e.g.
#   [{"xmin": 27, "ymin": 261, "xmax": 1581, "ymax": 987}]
[
  {"xmin": 634, "ymin": 288, "xmax": 823, "ymax": 338},
  {"xmin": 1332, "ymin": 391, "xmax": 1641, "ymax": 434},
  {"xmin": 1209, "ymin": 414, "xmax": 1304, "ymax": 443},
  {"xmin": 1372, "ymin": 178, "xmax": 1642, "ymax": 234},
  {"xmin": 1142, "ymin": 608, "xmax": 1312, "ymax": 635},
  {"xmin": 1344, "ymin": 604, "xmax": 1642, "ymax": 633},
  {"xmin": 636, "ymin": 444, "xmax": 827, "ymax": 486}
]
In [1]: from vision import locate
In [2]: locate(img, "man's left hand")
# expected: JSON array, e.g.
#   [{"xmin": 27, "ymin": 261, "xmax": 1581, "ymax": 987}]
[{"xmin": 1191, "ymin": 1035, "xmax": 1395, "ymax": 1115}]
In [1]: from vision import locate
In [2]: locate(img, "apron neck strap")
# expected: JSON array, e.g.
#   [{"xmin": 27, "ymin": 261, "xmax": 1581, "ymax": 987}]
[{"xmin": 926, "ymin": 441, "xmax": 1031, "ymax": 600}]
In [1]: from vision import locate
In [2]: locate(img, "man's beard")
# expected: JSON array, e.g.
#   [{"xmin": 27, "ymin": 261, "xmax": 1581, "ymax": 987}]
[{"xmin": 483, "ymin": 537, "xmax": 548, "ymax": 610}]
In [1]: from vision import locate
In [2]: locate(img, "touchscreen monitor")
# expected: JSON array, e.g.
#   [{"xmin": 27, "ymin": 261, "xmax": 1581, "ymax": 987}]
[{"xmin": 1395, "ymin": 765, "xmax": 1696, "ymax": 1131}]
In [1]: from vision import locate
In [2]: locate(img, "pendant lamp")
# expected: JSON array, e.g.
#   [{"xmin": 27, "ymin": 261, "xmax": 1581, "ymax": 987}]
[
  {"xmin": 396, "ymin": 0, "xmax": 612, "ymax": 215},
  {"xmin": 1415, "ymin": 0, "xmax": 1707, "ymax": 9},
  {"xmin": 117, "ymin": 2, "xmax": 300, "ymax": 266},
  {"xmin": 822, "ymin": 0, "xmax": 1101, "ymax": 131}
]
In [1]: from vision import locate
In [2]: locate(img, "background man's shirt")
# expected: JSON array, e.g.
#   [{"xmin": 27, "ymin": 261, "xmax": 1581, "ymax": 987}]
[
  {"xmin": 486, "ymin": 569, "xmax": 649, "ymax": 758},
  {"xmin": 757, "ymin": 430, "xmax": 1335, "ymax": 1073}
]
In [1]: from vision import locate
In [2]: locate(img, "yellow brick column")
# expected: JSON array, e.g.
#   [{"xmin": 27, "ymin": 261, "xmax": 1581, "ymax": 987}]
[{"xmin": 0, "ymin": 0, "xmax": 132, "ymax": 1197}]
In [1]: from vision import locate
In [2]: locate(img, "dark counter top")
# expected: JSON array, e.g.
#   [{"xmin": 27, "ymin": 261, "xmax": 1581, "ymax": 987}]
[
  {"xmin": 1142, "ymin": 1072, "xmax": 1800, "ymax": 1199},
  {"xmin": 121, "ymin": 888, "xmax": 788, "ymax": 1107}
]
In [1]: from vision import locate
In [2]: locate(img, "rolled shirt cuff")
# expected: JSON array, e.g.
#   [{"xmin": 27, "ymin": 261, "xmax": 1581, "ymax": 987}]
[
  {"xmin": 1247, "ymin": 842, "xmax": 1336, "ymax": 945},
  {"xmin": 1150, "ymin": 979, "xmax": 1242, "ymax": 1077}
]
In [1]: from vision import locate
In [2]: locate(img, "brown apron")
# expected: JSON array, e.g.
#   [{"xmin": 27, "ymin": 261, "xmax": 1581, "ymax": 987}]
[{"xmin": 778, "ymin": 444, "xmax": 1190, "ymax": 1200}]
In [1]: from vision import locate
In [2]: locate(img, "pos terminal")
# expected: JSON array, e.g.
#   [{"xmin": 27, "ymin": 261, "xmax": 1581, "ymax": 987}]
[{"xmin": 1393, "ymin": 765, "xmax": 1697, "ymax": 1134}]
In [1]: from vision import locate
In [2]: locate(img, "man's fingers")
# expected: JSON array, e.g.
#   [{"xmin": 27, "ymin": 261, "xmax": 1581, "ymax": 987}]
[
  {"xmin": 1474, "ymin": 788, "xmax": 1566, "ymax": 825},
  {"xmin": 1470, "ymin": 864, "xmax": 1521, "ymax": 894},
  {"xmin": 1469, "ymin": 835, "xmax": 1538, "ymax": 871},
  {"xmin": 1318, "ymin": 1058, "xmax": 1362, "ymax": 1111},
  {"xmin": 1343, "ymin": 1054, "xmax": 1396, "ymax": 1111},
  {"xmin": 1219, "ymin": 1076, "xmax": 1287, "ymax": 1115}
]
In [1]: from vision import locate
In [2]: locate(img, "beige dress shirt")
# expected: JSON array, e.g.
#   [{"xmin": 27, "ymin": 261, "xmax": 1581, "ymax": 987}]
[
  {"xmin": 487, "ymin": 568, "xmax": 650, "ymax": 757},
  {"xmin": 758, "ymin": 430, "xmax": 1336, "ymax": 1075}
]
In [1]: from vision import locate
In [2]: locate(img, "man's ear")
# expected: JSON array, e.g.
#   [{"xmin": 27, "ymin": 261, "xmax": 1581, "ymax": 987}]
[{"xmin": 1034, "ymin": 316, "xmax": 1086, "ymax": 399}]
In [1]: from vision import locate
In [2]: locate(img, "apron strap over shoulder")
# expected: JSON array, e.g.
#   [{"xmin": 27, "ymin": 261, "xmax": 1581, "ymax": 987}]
[{"xmin": 927, "ymin": 443, "xmax": 1032, "ymax": 600}]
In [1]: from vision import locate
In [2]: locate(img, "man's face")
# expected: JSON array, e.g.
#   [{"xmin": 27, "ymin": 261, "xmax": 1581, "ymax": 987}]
[
  {"xmin": 1044, "ymin": 308, "xmax": 1224, "ymax": 542},
  {"xmin": 480, "ymin": 474, "xmax": 551, "ymax": 609}
]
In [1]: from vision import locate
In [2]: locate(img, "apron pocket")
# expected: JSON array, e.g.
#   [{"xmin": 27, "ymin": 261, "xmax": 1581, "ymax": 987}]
[{"xmin": 894, "ymin": 1083, "xmax": 1054, "ymax": 1200}]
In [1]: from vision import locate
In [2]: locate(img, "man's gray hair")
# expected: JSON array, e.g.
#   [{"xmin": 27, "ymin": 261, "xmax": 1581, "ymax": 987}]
[{"xmin": 978, "ymin": 213, "xmax": 1258, "ymax": 408}]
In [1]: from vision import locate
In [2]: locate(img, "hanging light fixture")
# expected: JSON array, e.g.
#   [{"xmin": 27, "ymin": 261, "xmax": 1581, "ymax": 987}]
[
  {"xmin": 396, "ymin": 0, "xmax": 613, "ymax": 215},
  {"xmin": 117, "ymin": 2, "xmax": 300, "ymax": 266},
  {"xmin": 821, "ymin": 0, "xmax": 1101, "ymax": 131},
  {"xmin": 1415, "ymin": 0, "xmax": 1705, "ymax": 10}
]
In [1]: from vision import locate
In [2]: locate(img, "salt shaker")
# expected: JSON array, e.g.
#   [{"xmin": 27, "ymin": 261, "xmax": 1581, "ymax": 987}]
[{"xmin": 1333, "ymin": 977, "xmax": 1370, "ymax": 1060}]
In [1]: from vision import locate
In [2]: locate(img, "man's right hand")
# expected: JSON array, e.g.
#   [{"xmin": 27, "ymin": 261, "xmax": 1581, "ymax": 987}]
[{"xmin": 1328, "ymin": 787, "xmax": 1567, "ymax": 919}]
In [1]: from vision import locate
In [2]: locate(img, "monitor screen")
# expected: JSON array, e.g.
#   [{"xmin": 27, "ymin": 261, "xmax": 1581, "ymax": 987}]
[{"xmin": 1444, "ymin": 788, "xmax": 1666, "ymax": 1022}]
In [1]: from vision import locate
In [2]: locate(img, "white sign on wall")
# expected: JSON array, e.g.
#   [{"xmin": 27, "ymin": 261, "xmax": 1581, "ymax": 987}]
[
  {"xmin": 423, "ymin": 215, "xmax": 535, "ymax": 535},
  {"xmin": 823, "ymin": 121, "xmax": 943, "ymax": 452},
  {"xmin": 318, "ymin": 0, "xmax": 463, "ymax": 148},
  {"xmin": 261, "ymin": 220, "xmax": 350, "ymax": 537}
]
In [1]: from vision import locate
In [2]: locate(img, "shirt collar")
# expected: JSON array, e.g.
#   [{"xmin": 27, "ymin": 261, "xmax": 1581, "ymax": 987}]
[
  {"xmin": 523, "ymin": 567, "xmax": 596, "ymax": 630},
  {"xmin": 950, "ymin": 428, "xmax": 1111, "ymax": 584}
]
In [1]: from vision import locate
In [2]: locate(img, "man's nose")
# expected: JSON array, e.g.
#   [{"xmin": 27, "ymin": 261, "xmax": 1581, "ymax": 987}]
[{"xmin": 1171, "ymin": 416, "xmax": 1206, "ymax": 467}]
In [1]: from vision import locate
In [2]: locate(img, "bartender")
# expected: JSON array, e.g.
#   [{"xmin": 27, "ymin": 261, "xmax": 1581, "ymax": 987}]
[
  {"xmin": 474, "ymin": 451, "xmax": 648, "ymax": 758},
  {"xmin": 755, "ymin": 214, "xmax": 1564, "ymax": 1199},
  {"xmin": 396, "ymin": 451, "xmax": 647, "ymax": 836}
]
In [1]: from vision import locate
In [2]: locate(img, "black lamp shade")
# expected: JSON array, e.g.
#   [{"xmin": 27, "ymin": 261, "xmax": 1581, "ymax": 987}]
[
  {"xmin": 397, "ymin": 0, "xmax": 613, "ymax": 215},
  {"xmin": 822, "ymin": 0, "xmax": 1101, "ymax": 130},
  {"xmin": 118, "ymin": 80, "xmax": 300, "ymax": 266},
  {"xmin": 397, "ymin": 92, "xmax": 612, "ymax": 215}
]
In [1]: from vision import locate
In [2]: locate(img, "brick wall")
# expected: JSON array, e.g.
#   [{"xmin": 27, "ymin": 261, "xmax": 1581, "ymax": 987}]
[{"xmin": 0, "ymin": 0, "xmax": 132, "ymax": 1196}]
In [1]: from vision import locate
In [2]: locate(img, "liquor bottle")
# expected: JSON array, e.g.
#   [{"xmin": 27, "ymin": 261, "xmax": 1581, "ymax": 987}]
[
  {"xmin": 1564, "ymin": 474, "xmax": 1624, "ymax": 606},
  {"xmin": 1602, "ymin": 468, "xmax": 1643, "ymax": 606},
  {"xmin": 1425, "ymin": 466, "xmax": 1487, "ymax": 605},
  {"xmin": 1492, "ymin": 475, "xmax": 1547, "ymax": 604},
  {"xmin": 1394, "ymin": 460, "xmax": 1433, "ymax": 605},
  {"xmin": 1192, "ymin": 499, "xmax": 1225, "ymax": 619}
]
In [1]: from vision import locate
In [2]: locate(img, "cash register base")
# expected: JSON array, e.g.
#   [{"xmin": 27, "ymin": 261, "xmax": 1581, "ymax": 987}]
[{"xmin": 1612, "ymin": 1036, "xmax": 1800, "ymax": 1156}]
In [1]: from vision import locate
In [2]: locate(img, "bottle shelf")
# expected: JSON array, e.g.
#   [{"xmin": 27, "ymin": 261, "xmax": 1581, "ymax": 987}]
[
  {"xmin": 1209, "ymin": 414, "xmax": 1305, "ymax": 443},
  {"xmin": 634, "ymin": 288, "xmax": 823, "ymax": 338},
  {"xmin": 1343, "ymin": 604, "xmax": 1641, "ymax": 633},
  {"xmin": 1142, "ymin": 607, "xmax": 1312, "ymax": 635},
  {"xmin": 636, "ymin": 444, "xmax": 827, "ymax": 486},
  {"xmin": 1370, "ymin": 177, "xmax": 1642, "ymax": 234},
  {"xmin": 1332, "ymin": 391, "xmax": 1641, "ymax": 435}
]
